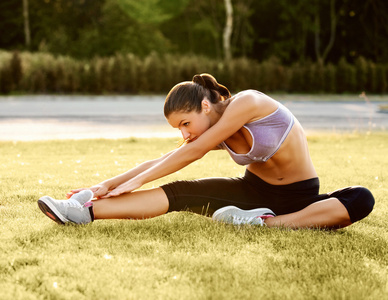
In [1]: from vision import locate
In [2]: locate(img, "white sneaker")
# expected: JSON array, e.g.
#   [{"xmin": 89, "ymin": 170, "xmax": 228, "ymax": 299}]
[
  {"xmin": 38, "ymin": 190, "xmax": 94, "ymax": 225},
  {"xmin": 212, "ymin": 206, "xmax": 275, "ymax": 226}
]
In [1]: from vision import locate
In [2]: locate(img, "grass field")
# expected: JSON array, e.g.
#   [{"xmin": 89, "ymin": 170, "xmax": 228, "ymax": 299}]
[{"xmin": 0, "ymin": 134, "xmax": 387, "ymax": 299}]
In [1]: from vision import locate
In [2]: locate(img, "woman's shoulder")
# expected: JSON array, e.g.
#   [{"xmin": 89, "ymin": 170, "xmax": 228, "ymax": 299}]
[
  {"xmin": 235, "ymin": 89, "xmax": 266, "ymax": 95},
  {"xmin": 232, "ymin": 90, "xmax": 277, "ymax": 108},
  {"xmin": 233, "ymin": 89, "xmax": 277, "ymax": 102},
  {"xmin": 229, "ymin": 90, "xmax": 280, "ymax": 120}
]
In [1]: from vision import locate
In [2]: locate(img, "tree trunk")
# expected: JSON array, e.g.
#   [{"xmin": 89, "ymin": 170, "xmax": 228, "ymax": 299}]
[
  {"xmin": 322, "ymin": 0, "xmax": 337, "ymax": 62},
  {"xmin": 314, "ymin": 0, "xmax": 337, "ymax": 65},
  {"xmin": 314, "ymin": 11, "xmax": 321, "ymax": 64},
  {"xmin": 223, "ymin": 0, "xmax": 233, "ymax": 61},
  {"xmin": 23, "ymin": 0, "xmax": 31, "ymax": 48}
]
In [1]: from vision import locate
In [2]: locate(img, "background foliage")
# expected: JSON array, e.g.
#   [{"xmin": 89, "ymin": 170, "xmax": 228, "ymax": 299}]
[
  {"xmin": 0, "ymin": 0, "xmax": 387, "ymax": 95},
  {"xmin": 1, "ymin": 0, "xmax": 387, "ymax": 63},
  {"xmin": 0, "ymin": 50, "xmax": 387, "ymax": 95}
]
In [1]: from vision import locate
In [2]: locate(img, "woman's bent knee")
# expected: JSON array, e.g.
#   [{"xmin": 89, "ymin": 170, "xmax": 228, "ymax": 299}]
[{"xmin": 329, "ymin": 186, "xmax": 375, "ymax": 223}]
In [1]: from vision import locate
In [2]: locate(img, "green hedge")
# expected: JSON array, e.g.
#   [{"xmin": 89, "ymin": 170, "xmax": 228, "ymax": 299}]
[{"xmin": 0, "ymin": 50, "xmax": 387, "ymax": 95}]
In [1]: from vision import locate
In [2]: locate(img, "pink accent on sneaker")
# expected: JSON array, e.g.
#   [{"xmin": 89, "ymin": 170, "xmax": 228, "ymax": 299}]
[
  {"xmin": 83, "ymin": 201, "xmax": 93, "ymax": 208},
  {"xmin": 46, "ymin": 212, "xmax": 56, "ymax": 221},
  {"xmin": 259, "ymin": 215, "xmax": 275, "ymax": 220}
]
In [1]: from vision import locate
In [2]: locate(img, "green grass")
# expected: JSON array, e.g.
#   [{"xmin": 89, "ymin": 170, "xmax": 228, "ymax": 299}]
[{"xmin": 0, "ymin": 134, "xmax": 387, "ymax": 299}]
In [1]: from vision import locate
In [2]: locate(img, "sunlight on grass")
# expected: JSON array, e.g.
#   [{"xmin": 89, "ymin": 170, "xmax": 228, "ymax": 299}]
[{"xmin": 0, "ymin": 134, "xmax": 387, "ymax": 299}]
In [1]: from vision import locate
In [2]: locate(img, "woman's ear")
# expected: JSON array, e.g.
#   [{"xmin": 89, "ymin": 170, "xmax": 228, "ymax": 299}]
[{"xmin": 201, "ymin": 98, "xmax": 211, "ymax": 114}]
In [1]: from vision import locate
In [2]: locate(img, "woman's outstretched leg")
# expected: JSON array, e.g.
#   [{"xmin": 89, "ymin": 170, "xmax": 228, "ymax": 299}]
[
  {"xmin": 38, "ymin": 188, "xmax": 169, "ymax": 224},
  {"xmin": 93, "ymin": 187, "xmax": 169, "ymax": 220}
]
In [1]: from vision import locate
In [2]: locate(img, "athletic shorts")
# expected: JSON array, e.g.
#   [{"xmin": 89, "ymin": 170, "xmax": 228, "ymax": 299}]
[{"xmin": 160, "ymin": 169, "xmax": 374, "ymax": 223}]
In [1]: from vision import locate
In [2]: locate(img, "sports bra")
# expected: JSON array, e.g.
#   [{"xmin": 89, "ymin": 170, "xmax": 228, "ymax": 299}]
[{"xmin": 220, "ymin": 101, "xmax": 294, "ymax": 165}]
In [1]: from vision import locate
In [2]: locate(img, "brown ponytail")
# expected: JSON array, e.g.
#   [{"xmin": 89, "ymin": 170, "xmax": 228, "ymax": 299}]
[
  {"xmin": 192, "ymin": 74, "xmax": 231, "ymax": 100},
  {"xmin": 164, "ymin": 73, "xmax": 231, "ymax": 118}
]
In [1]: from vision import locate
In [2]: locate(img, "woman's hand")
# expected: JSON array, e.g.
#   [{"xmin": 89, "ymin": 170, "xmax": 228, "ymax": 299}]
[
  {"xmin": 99, "ymin": 179, "xmax": 142, "ymax": 198},
  {"xmin": 67, "ymin": 183, "xmax": 110, "ymax": 199}
]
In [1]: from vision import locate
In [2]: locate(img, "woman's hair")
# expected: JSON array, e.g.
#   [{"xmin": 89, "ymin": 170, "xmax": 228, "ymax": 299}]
[{"xmin": 164, "ymin": 73, "xmax": 231, "ymax": 118}]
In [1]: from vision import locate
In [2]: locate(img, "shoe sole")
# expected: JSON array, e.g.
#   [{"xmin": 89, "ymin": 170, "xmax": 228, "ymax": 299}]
[
  {"xmin": 38, "ymin": 196, "xmax": 69, "ymax": 225},
  {"xmin": 212, "ymin": 205, "xmax": 276, "ymax": 221}
]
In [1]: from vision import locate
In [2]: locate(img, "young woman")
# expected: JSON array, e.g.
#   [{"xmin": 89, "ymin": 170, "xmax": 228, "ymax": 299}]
[{"xmin": 38, "ymin": 74, "xmax": 375, "ymax": 229}]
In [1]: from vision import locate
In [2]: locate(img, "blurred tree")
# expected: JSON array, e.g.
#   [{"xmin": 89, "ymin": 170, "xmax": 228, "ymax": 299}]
[
  {"xmin": 250, "ymin": 0, "xmax": 388, "ymax": 64},
  {"xmin": 162, "ymin": 0, "xmax": 247, "ymax": 60},
  {"xmin": 1, "ymin": 0, "xmax": 387, "ymax": 63},
  {"xmin": 359, "ymin": 0, "xmax": 388, "ymax": 62},
  {"xmin": 22, "ymin": 0, "xmax": 31, "ymax": 48},
  {"xmin": 98, "ymin": 0, "xmax": 174, "ymax": 57},
  {"xmin": 27, "ymin": 0, "xmax": 106, "ymax": 57},
  {"xmin": 250, "ymin": 0, "xmax": 320, "ymax": 64},
  {"xmin": 163, "ymin": 0, "xmax": 253, "ymax": 60},
  {"xmin": 223, "ymin": 0, "xmax": 233, "ymax": 61},
  {"xmin": 26, "ymin": 0, "xmax": 177, "ymax": 58},
  {"xmin": 161, "ymin": 0, "xmax": 224, "ymax": 59},
  {"xmin": 116, "ymin": 0, "xmax": 190, "ymax": 24},
  {"xmin": 0, "ymin": 0, "xmax": 24, "ymax": 49},
  {"xmin": 314, "ymin": 0, "xmax": 337, "ymax": 65},
  {"xmin": 108, "ymin": 0, "xmax": 190, "ymax": 57},
  {"xmin": 231, "ymin": 0, "xmax": 254, "ymax": 58}
]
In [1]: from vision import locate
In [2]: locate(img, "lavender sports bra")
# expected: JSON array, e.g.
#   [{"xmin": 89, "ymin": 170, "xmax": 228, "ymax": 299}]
[{"xmin": 220, "ymin": 101, "xmax": 294, "ymax": 165}]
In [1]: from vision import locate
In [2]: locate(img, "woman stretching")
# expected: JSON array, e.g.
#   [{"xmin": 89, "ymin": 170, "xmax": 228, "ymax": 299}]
[{"xmin": 38, "ymin": 74, "xmax": 375, "ymax": 229}]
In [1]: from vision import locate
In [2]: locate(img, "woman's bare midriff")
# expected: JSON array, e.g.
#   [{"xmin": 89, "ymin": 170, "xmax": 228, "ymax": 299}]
[
  {"xmin": 224, "ymin": 119, "xmax": 317, "ymax": 186},
  {"xmin": 248, "ymin": 121, "xmax": 317, "ymax": 185}
]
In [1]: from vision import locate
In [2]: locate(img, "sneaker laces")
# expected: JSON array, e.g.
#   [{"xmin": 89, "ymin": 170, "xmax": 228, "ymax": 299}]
[
  {"xmin": 232, "ymin": 215, "xmax": 262, "ymax": 225},
  {"xmin": 60, "ymin": 198, "xmax": 83, "ymax": 209}
]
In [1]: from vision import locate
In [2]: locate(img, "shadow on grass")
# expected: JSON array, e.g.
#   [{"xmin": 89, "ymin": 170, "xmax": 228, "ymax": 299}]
[{"xmin": 14, "ymin": 212, "xmax": 388, "ymax": 265}]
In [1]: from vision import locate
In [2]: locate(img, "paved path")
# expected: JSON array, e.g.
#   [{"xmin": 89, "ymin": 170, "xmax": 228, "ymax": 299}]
[{"xmin": 0, "ymin": 95, "xmax": 387, "ymax": 141}]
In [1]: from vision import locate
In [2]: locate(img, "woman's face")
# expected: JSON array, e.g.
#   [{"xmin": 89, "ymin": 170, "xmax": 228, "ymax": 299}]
[{"xmin": 167, "ymin": 109, "xmax": 211, "ymax": 142}]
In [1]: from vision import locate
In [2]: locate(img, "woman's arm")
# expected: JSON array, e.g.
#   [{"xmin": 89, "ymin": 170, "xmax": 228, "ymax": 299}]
[
  {"xmin": 69, "ymin": 149, "xmax": 178, "ymax": 198},
  {"xmin": 99, "ymin": 149, "xmax": 178, "ymax": 190},
  {"xmin": 103, "ymin": 94, "xmax": 266, "ymax": 198}
]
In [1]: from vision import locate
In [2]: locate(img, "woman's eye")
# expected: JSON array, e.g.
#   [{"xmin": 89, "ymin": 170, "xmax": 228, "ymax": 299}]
[{"xmin": 183, "ymin": 122, "xmax": 189, "ymax": 126}]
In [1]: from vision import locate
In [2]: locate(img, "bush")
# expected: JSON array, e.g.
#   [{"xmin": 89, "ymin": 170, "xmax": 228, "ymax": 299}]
[
  {"xmin": 355, "ymin": 56, "xmax": 369, "ymax": 91},
  {"xmin": 0, "ymin": 51, "xmax": 22, "ymax": 94},
  {"xmin": 323, "ymin": 63, "xmax": 336, "ymax": 93},
  {"xmin": 10, "ymin": 51, "xmax": 22, "ymax": 89},
  {"xmin": 0, "ymin": 65, "xmax": 12, "ymax": 94},
  {"xmin": 377, "ymin": 65, "xmax": 388, "ymax": 93},
  {"xmin": 0, "ymin": 50, "xmax": 386, "ymax": 95}
]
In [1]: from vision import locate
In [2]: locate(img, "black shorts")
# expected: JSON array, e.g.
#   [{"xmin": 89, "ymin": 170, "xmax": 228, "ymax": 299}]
[{"xmin": 161, "ymin": 169, "xmax": 374, "ymax": 223}]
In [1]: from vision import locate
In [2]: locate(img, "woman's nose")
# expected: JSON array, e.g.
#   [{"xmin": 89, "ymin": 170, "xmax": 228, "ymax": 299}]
[{"xmin": 181, "ymin": 129, "xmax": 190, "ymax": 140}]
